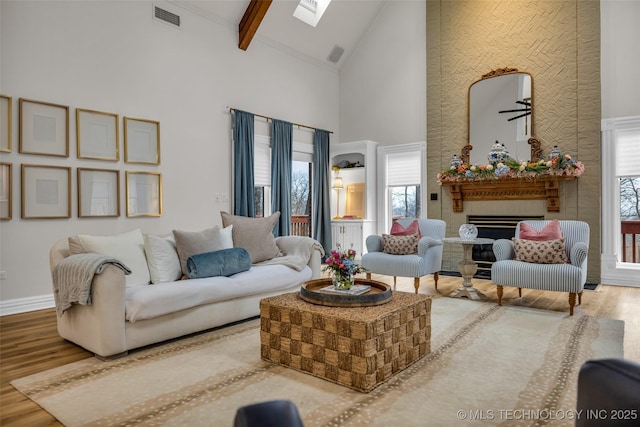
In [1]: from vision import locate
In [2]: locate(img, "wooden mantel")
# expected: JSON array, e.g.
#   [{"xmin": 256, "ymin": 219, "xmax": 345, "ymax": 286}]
[{"xmin": 440, "ymin": 175, "xmax": 576, "ymax": 212}]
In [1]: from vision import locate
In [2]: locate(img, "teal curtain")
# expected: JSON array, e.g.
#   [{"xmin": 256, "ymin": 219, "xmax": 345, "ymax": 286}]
[
  {"xmin": 271, "ymin": 119, "xmax": 292, "ymax": 236},
  {"xmin": 312, "ymin": 129, "xmax": 332, "ymax": 254},
  {"xmin": 232, "ymin": 110, "xmax": 255, "ymax": 217}
]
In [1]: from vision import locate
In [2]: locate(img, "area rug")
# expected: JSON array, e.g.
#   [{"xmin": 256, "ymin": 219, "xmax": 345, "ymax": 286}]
[{"xmin": 11, "ymin": 296, "xmax": 624, "ymax": 426}]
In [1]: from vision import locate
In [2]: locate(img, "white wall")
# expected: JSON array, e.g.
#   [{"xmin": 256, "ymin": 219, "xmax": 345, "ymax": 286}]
[
  {"xmin": 601, "ymin": 0, "xmax": 640, "ymax": 119},
  {"xmin": 338, "ymin": 1, "xmax": 425, "ymax": 145},
  {"xmin": 0, "ymin": 1, "xmax": 338, "ymax": 308}
]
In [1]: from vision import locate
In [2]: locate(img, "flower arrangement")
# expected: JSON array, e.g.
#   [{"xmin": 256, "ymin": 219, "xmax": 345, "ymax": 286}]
[
  {"xmin": 437, "ymin": 153, "xmax": 585, "ymax": 184},
  {"xmin": 323, "ymin": 245, "xmax": 367, "ymax": 290}
]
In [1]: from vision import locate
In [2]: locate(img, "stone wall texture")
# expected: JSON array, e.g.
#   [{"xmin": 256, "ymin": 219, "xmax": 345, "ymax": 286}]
[{"xmin": 426, "ymin": 0, "xmax": 601, "ymax": 282}]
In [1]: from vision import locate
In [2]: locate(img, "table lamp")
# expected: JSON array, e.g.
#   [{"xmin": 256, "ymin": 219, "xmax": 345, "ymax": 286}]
[{"xmin": 332, "ymin": 176, "xmax": 343, "ymax": 219}]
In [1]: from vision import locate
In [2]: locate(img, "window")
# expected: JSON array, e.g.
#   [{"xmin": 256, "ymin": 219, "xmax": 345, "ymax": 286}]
[
  {"xmin": 615, "ymin": 127, "xmax": 640, "ymax": 263},
  {"xmin": 254, "ymin": 136, "xmax": 271, "ymax": 217},
  {"xmin": 291, "ymin": 145, "xmax": 313, "ymax": 237},
  {"xmin": 378, "ymin": 143, "xmax": 426, "ymax": 231}
]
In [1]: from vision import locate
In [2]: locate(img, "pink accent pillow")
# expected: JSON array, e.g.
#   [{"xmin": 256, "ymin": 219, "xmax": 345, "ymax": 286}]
[
  {"xmin": 390, "ymin": 220, "xmax": 422, "ymax": 238},
  {"xmin": 519, "ymin": 219, "xmax": 563, "ymax": 241}
]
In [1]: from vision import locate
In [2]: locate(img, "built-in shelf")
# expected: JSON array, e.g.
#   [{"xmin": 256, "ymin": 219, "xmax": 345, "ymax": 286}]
[{"xmin": 440, "ymin": 175, "xmax": 576, "ymax": 212}]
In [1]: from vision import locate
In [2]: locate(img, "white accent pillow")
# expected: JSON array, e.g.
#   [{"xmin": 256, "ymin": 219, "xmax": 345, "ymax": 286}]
[
  {"xmin": 78, "ymin": 229, "xmax": 150, "ymax": 287},
  {"xmin": 144, "ymin": 234, "xmax": 182, "ymax": 284}
]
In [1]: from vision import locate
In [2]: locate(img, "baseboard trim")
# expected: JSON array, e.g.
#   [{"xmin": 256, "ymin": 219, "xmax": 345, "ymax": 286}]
[{"xmin": 0, "ymin": 294, "xmax": 55, "ymax": 316}]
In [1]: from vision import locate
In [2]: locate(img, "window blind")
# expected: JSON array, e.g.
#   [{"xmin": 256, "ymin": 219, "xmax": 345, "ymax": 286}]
[
  {"xmin": 615, "ymin": 129, "xmax": 640, "ymax": 176},
  {"xmin": 387, "ymin": 151, "xmax": 421, "ymax": 186},
  {"xmin": 254, "ymin": 140, "xmax": 271, "ymax": 187}
]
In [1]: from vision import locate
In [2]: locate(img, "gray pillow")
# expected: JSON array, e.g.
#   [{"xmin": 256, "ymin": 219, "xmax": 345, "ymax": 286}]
[
  {"xmin": 220, "ymin": 211, "xmax": 280, "ymax": 263},
  {"xmin": 172, "ymin": 225, "xmax": 233, "ymax": 277}
]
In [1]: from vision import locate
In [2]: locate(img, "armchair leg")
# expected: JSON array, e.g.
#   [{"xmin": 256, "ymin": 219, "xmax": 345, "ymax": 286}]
[
  {"xmin": 518, "ymin": 288, "xmax": 522, "ymax": 298},
  {"xmin": 569, "ymin": 293, "xmax": 576, "ymax": 316},
  {"xmin": 393, "ymin": 276, "xmax": 397, "ymax": 290},
  {"xmin": 497, "ymin": 285, "xmax": 503, "ymax": 306},
  {"xmin": 578, "ymin": 291, "xmax": 583, "ymax": 305},
  {"xmin": 434, "ymin": 272, "xmax": 439, "ymax": 290},
  {"xmin": 413, "ymin": 277, "xmax": 420, "ymax": 294}
]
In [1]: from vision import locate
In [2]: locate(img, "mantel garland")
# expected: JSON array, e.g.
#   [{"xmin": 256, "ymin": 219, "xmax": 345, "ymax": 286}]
[{"xmin": 437, "ymin": 154, "xmax": 585, "ymax": 185}]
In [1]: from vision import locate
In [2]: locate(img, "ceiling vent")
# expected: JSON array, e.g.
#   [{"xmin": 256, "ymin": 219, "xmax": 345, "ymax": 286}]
[
  {"xmin": 327, "ymin": 45, "xmax": 345, "ymax": 63},
  {"xmin": 154, "ymin": 5, "xmax": 180, "ymax": 27}
]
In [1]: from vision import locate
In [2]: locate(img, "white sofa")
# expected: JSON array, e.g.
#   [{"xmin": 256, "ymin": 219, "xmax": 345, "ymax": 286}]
[{"xmin": 49, "ymin": 228, "xmax": 323, "ymax": 359}]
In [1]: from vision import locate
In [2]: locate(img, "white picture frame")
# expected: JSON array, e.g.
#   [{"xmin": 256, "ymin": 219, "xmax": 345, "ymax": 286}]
[
  {"xmin": 0, "ymin": 162, "xmax": 12, "ymax": 220},
  {"xmin": 124, "ymin": 117, "xmax": 160, "ymax": 164},
  {"xmin": 126, "ymin": 171, "xmax": 162, "ymax": 217},
  {"xmin": 78, "ymin": 168, "xmax": 120, "ymax": 218},
  {"xmin": 76, "ymin": 108, "xmax": 119, "ymax": 161},
  {"xmin": 19, "ymin": 98, "xmax": 69, "ymax": 157},
  {"xmin": 0, "ymin": 95, "xmax": 11, "ymax": 153},
  {"xmin": 21, "ymin": 164, "xmax": 71, "ymax": 219}
]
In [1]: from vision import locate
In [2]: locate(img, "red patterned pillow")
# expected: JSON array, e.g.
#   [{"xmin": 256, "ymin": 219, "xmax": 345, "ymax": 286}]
[
  {"xmin": 513, "ymin": 238, "xmax": 568, "ymax": 264},
  {"xmin": 390, "ymin": 220, "xmax": 422, "ymax": 238},
  {"xmin": 382, "ymin": 234, "xmax": 419, "ymax": 255},
  {"xmin": 519, "ymin": 219, "xmax": 563, "ymax": 241}
]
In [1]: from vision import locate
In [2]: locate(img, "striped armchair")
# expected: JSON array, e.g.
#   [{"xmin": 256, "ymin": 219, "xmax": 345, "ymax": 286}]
[
  {"xmin": 491, "ymin": 220, "xmax": 590, "ymax": 315},
  {"xmin": 361, "ymin": 219, "xmax": 446, "ymax": 294}
]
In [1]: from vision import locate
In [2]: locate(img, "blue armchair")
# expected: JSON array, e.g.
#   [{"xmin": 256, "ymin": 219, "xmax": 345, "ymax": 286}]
[
  {"xmin": 361, "ymin": 219, "xmax": 446, "ymax": 293},
  {"xmin": 491, "ymin": 220, "xmax": 590, "ymax": 315}
]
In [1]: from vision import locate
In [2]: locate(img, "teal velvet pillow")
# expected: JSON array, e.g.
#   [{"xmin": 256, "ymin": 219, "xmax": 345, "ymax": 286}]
[{"xmin": 186, "ymin": 248, "xmax": 252, "ymax": 279}]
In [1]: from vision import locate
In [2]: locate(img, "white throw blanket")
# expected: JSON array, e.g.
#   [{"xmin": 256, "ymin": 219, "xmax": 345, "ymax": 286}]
[
  {"xmin": 52, "ymin": 253, "xmax": 131, "ymax": 316},
  {"xmin": 257, "ymin": 236, "xmax": 325, "ymax": 271}
]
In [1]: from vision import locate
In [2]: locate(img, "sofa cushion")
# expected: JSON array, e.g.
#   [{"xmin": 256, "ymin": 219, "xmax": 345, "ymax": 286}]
[
  {"xmin": 221, "ymin": 211, "xmax": 281, "ymax": 263},
  {"xmin": 519, "ymin": 219, "xmax": 563, "ymax": 241},
  {"xmin": 390, "ymin": 219, "xmax": 422, "ymax": 238},
  {"xmin": 144, "ymin": 234, "xmax": 182, "ymax": 284},
  {"xmin": 125, "ymin": 264, "xmax": 312, "ymax": 322},
  {"xmin": 77, "ymin": 229, "xmax": 150, "ymax": 287},
  {"xmin": 382, "ymin": 233, "xmax": 419, "ymax": 255},
  {"xmin": 187, "ymin": 248, "xmax": 252, "ymax": 279},
  {"xmin": 513, "ymin": 238, "xmax": 569, "ymax": 264},
  {"xmin": 173, "ymin": 225, "xmax": 234, "ymax": 277}
]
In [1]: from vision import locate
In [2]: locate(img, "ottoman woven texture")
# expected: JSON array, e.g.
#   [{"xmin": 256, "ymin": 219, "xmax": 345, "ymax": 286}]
[{"xmin": 260, "ymin": 291, "xmax": 431, "ymax": 392}]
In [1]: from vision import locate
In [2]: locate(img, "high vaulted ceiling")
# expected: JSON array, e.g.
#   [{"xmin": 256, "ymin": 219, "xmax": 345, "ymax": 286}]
[{"xmin": 179, "ymin": 0, "xmax": 386, "ymax": 68}]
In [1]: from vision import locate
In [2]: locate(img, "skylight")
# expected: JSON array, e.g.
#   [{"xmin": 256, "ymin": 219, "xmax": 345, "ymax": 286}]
[{"xmin": 293, "ymin": 0, "xmax": 332, "ymax": 27}]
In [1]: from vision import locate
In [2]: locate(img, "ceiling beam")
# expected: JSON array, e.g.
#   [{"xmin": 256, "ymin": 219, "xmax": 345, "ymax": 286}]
[{"xmin": 238, "ymin": 0, "xmax": 273, "ymax": 51}]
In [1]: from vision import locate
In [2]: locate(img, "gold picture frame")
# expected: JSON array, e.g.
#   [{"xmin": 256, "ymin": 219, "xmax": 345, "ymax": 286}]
[
  {"xmin": 19, "ymin": 98, "xmax": 69, "ymax": 157},
  {"xmin": 126, "ymin": 171, "xmax": 162, "ymax": 217},
  {"xmin": 76, "ymin": 108, "xmax": 119, "ymax": 161},
  {"xmin": 0, "ymin": 95, "xmax": 11, "ymax": 153},
  {"xmin": 78, "ymin": 168, "xmax": 120, "ymax": 218},
  {"xmin": 124, "ymin": 117, "xmax": 160, "ymax": 165},
  {"xmin": 0, "ymin": 163, "xmax": 12, "ymax": 220},
  {"xmin": 21, "ymin": 164, "xmax": 71, "ymax": 219}
]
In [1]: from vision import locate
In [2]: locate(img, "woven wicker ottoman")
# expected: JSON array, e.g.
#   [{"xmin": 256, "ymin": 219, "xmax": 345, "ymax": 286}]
[{"xmin": 259, "ymin": 291, "xmax": 431, "ymax": 392}]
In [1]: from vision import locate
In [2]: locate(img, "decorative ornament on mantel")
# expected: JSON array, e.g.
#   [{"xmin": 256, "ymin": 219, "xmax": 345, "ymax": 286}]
[{"xmin": 437, "ymin": 148, "xmax": 584, "ymax": 185}]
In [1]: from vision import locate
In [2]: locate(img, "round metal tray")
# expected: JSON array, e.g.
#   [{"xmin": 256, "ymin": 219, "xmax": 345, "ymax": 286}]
[{"xmin": 299, "ymin": 278, "xmax": 393, "ymax": 307}]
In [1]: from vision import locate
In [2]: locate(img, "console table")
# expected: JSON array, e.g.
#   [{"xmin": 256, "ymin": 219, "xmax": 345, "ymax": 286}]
[{"xmin": 443, "ymin": 237, "xmax": 494, "ymax": 300}]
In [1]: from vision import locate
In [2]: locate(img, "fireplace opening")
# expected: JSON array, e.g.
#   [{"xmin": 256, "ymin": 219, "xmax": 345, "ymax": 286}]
[{"xmin": 468, "ymin": 215, "xmax": 545, "ymax": 277}]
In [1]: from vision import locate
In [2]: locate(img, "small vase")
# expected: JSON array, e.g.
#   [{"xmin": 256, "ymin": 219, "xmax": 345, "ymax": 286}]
[
  {"xmin": 333, "ymin": 274, "xmax": 354, "ymax": 290},
  {"xmin": 459, "ymin": 224, "xmax": 478, "ymax": 240}
]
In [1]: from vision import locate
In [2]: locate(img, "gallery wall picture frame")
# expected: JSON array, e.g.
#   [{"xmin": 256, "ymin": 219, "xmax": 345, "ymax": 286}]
[
  {"xmin": 0, "ymin": 95, "xmax": 11, "ymax": 153},
  {"xmin": 21, "ymin": 164, "xmax": 71, "ymax": 219},
  {"xmin": 0, "ymin": 163, "xmax": 12, "ymax": 220},
  {"xmin": 78, "ymin": 168, "xmax": 120, "ymax": 218},
  {"xmin": 126, "ymin": 171, "xmax": 162, "ymax": 217},
  {"xmin": 76, "ymin": 108, "xmax": 119, "ymax": 161},
  {"xmin": 124, "ymin": 117, "xmax": 160, "ymax": 165},
  {"xmin": 19, "ymin": 98, "xmax": 69, "ymax": 157}
]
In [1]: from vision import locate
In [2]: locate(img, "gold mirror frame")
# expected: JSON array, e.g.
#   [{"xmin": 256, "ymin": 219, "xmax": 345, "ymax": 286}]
[{"xmin": 463, "ymin": 67, "xmax": 542, "ymax": 164}]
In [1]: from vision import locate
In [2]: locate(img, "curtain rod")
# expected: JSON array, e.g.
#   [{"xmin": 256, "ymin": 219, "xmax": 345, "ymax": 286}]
[{"xmin": 227, "ymin": 107, "xmax": 333, "ymax": 134}]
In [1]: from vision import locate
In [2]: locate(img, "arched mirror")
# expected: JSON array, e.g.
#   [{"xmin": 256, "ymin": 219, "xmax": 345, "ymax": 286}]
[{"xmin": 465, "ymin": 68, "xmax": 541, "ymax": 165}]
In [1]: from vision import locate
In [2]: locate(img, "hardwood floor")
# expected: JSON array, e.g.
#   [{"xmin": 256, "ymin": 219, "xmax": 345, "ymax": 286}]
[{"xmin": 1, "ymin": 274, "xmax": 638, "ymax": 426}]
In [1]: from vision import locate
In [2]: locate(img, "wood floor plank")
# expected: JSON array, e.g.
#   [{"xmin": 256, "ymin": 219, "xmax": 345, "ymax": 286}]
[{"xmin": 1, "ymin": 276, "xmax": 638, "ymax": 425}]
